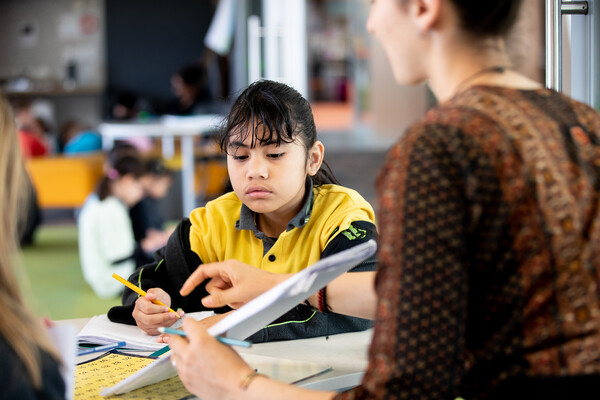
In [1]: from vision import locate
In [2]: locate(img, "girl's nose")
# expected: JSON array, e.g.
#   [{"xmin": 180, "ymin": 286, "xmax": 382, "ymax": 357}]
[{"xmin": 246, "ymin": 156, "xmax": 268, "ymax": 179}]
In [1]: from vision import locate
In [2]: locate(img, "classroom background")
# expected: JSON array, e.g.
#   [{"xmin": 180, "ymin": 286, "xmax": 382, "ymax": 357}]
[{"xmin": 1, "ymin": 0, "xmax": 593, "ymax": 320}]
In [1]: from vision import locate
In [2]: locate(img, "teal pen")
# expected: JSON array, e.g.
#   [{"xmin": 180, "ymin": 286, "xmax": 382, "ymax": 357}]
[
  {"xmin": 78, "ymin": 341, "xmax": 127, "ymax": 356},
  {"xmin": 158, "ymin": 327, "xmax": 252, "ymax": 348}
]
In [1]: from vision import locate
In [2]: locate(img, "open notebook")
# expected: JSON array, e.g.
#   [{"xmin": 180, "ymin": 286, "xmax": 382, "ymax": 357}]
[
  {"xmin": 78, "ymin": 311, "xmax": 215, "ymax": 352},
  {"xmin": 100, "ymin": 239, "xmax": 377, "ymax": 396}
]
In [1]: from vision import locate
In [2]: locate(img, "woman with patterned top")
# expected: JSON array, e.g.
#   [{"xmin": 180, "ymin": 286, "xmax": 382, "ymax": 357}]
[{"xmin": 165, "ymin": 1, "xmax": 600, "ymax": 399}]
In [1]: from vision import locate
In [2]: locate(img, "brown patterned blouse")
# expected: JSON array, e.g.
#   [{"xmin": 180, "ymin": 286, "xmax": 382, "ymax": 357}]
[{"xmin": 337, "ymin": 87, "xmax": 600, "ymax": 399}]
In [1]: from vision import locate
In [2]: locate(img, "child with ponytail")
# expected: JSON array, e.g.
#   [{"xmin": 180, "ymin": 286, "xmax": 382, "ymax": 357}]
[{"xmin": 78, "ymin": 155, "xmax": 163, "ymax": 298}]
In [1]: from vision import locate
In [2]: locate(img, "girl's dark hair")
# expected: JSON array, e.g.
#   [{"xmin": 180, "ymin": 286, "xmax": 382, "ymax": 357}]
[
  {"xmin": 449, "ymin": 0, "xmax": 522, "ymax": 37},
  {"xmin": 97, "ymin": 155, "xmax": 143, "ymax": 201},
  {"xmin": 143, "ymin": 157, "xmax": 172, "ymax": 177},
  {"xmin": 107, "ymin": 142, "xmax": 140, "ymax": 168},
  {"xmin": 219, "ymin": 80, "xmax": 338, "ymax": 185}
]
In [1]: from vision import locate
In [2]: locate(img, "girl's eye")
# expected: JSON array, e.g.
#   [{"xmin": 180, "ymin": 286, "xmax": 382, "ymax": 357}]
[
  {"xmin": 232, "ymin": 154, "xmax": 248, "ymax": 161},
  {"xmin": 267, "ymin": 153, "xmax": 284, "ymax": 159}
]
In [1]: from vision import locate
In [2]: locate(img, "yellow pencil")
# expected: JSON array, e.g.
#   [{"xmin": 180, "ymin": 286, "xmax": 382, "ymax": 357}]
[{"xmin": 112, "ymin": 273, "xmax": 180, "ymax": 318}]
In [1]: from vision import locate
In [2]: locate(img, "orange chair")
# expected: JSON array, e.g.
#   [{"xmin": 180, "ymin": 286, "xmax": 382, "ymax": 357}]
[{"xmin": 25, "ymin": 153, "xmax": 105, "ymax": 209}]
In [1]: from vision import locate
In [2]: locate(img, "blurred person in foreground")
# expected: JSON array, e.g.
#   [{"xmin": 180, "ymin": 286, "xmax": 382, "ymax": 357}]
[
  {"xmin": 0, "ymin": 93, "xmax": 65, "ymax": 398},
  {"xmin": 166, "ymin": 1, "xmax": 600, "ymax": 399}
]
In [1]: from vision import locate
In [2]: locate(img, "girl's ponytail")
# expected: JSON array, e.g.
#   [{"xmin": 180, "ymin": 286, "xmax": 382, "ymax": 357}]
[{"xmin": 96, "ymin": 155, "xmax": 143, "ymax": 201}]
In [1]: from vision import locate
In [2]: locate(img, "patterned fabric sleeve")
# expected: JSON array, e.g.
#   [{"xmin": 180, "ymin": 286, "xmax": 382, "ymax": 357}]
[
  {"xmin": 337, "ymin": 124, "xmax": 470, "ymax": 400},
  {"xmin": 336, "ymin": 87, "xmax": 600, "ymax": 399}
]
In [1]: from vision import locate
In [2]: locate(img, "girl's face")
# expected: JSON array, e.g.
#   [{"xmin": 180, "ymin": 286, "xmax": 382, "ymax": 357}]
[
  {"xmin": 116, "ymin": 175, "xmax": 145, "ymax": 206},
  {"xmin": 144, "ymin": 175, "xmax": 172, "ymax": 199},
  {"xmin": 227, "ymin": 128, "xmax": 322, "ymax": 222},
  {"xmin": 366, "ymin": 0, "xmax": 426, "ymax": 85}
]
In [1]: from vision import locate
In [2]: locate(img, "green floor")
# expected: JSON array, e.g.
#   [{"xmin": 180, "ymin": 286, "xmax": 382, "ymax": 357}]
[{"xmin": 18, "ymin": 223, "xmax": 121, "ymax": 320}]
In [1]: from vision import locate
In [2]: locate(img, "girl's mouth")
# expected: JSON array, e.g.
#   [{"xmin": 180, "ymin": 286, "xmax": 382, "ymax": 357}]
[{"xmin": 247, "ymin": 187, "xmax": 271, "ymax": 199}]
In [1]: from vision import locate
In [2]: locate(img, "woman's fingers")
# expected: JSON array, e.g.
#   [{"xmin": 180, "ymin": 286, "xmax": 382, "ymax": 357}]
[
  {"xmin": 180, "ymin": 263, "xmax": 226, "ymax": 296},
  {"xmin": 201, "ymin": 286, "xmax": 240, "ymax": 308}
]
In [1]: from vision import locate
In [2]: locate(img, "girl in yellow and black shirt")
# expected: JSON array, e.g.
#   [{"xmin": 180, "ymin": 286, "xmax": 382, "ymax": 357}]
[{"xmin": 108, "ymin": 80, "xmax": 377, "ymax": 342}]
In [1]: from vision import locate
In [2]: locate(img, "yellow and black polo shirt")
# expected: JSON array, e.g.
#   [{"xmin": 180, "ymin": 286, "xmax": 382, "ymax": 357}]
[{"xmin": 189, "ymin": 181, "xmax": 376, "ymax": 274}]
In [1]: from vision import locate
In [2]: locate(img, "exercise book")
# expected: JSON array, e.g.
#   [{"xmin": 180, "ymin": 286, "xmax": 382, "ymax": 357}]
[
  {"xmin": 76, "ymin": 351, "xmax": 331, "ymax": 400},
  {"xmin": 78, "ymin": 311, "xmax": 215, "ymax": 352}
]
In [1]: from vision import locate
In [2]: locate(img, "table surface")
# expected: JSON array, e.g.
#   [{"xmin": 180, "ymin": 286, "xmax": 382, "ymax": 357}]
[
  {"xmin": 99, "ymin": 114, "xmax": 224, "ymax": 137},
  {"xmin": 58, "ymin": 317, "xmax": 372, "ymax": 393},
  {"xmin": 98, "ymin": 114, "xmax": 226, "ymax": 217}
]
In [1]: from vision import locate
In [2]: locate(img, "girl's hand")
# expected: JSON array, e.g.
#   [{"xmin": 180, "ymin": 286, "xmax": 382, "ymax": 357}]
[
  {"xmin": 132, "ymin": 288, "xmax": 184, "ymax": 335},
  {"xmin": 169, "ymin": 318, "xmax": 256, "ymax": 399},
  {"xmin": 179, "ymin": 259, "xmax": 288, "ymax": 309}
]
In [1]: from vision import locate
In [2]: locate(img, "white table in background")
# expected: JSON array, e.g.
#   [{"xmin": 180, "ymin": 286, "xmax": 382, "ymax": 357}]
[
  {"xmin": 99, "ymin": 114, "xmax": 224, "ymax": 217},
  {"xmin": 58, "ymin": 318, "xmax": 371, "ymax": 393}
]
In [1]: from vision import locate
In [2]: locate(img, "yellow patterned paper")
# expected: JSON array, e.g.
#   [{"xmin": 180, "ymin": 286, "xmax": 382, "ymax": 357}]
[{"xmin": 75, "ymin": 352, "xmax": 191, "ymax": 399}]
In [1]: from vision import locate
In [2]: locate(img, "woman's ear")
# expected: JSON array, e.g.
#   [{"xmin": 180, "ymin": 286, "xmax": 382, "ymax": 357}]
[
  {"xmin": 307, "ymin": 140, "xmax": 324, "ymax": 176},
  {"xmin": 412, "ymin": 0, "xmax": 442, "ymax": 34}
]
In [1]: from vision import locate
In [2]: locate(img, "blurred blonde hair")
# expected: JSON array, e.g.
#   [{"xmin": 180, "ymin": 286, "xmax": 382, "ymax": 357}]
[{"xmin": 0, "ymin": 93, "xmax": 60, "ymax": 388}]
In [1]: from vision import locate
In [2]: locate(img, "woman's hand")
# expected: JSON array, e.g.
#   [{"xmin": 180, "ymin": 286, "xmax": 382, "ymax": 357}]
[
  {"xmin": 169, "ymin": 318, "xmax": 256, "ymax": 399},
  {"xmin": 169, "ymin": 319, "xmax": 337, "ymax": 400},
  {"xmin": 180, "ymin": 260, "xmax": 289, "ymax": 309},
  {"xmin": 132, "ymin": 287, "xmax": 184, "ymax": 335}
]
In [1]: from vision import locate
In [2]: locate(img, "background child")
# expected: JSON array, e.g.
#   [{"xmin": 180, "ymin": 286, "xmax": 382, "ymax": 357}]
[
  {"xmin": 59, "ymin": 119, "xmax": 102, "ymax": 155},
  {"xmin": 77, "ymin": 155, "xmax": 163, "ymax": 299},
  {"xmin": 129, "ymin": 157, "xmax": 174, "ymax": 266},
  {"xmin": 108, "ymin": 80, "xmax": 378, "ymax": 342},
  {"xmin": 162, "ymin": 63, "xmax": 211, "ymax": 116}
]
